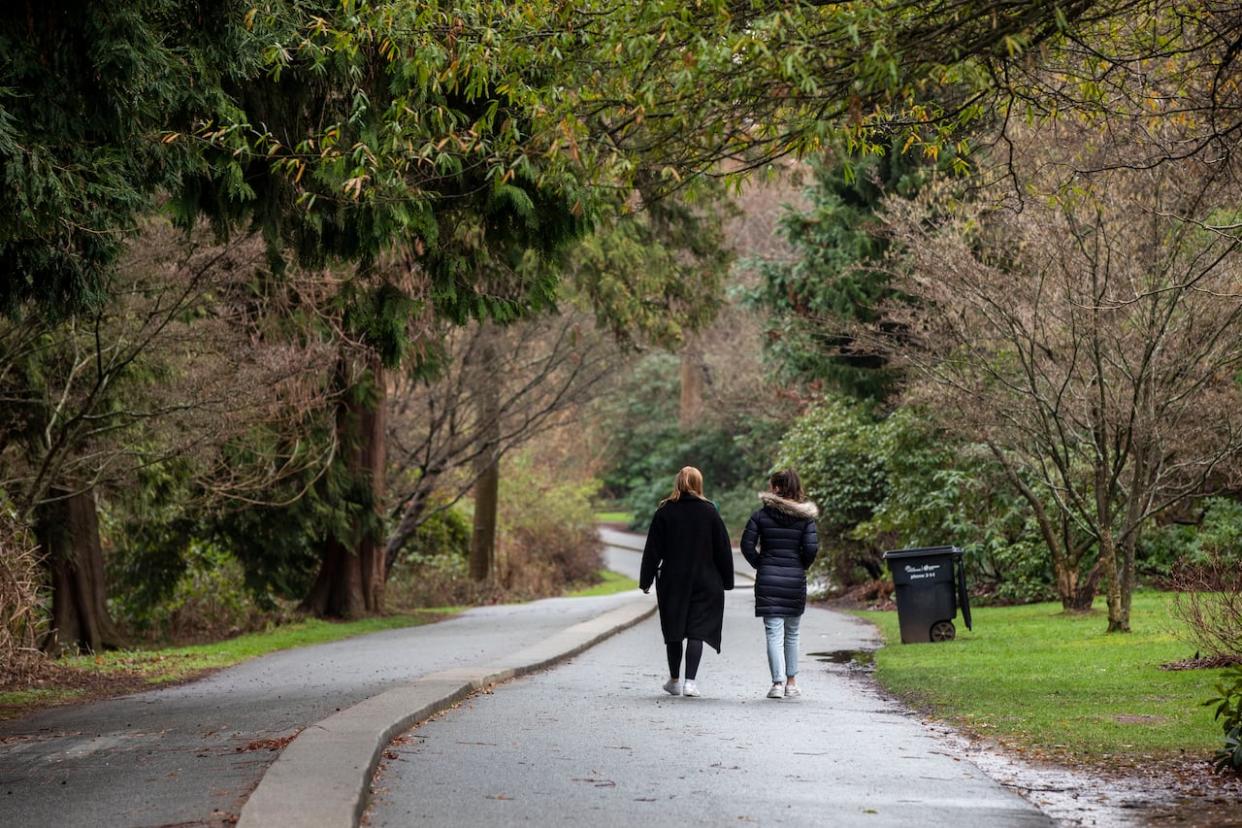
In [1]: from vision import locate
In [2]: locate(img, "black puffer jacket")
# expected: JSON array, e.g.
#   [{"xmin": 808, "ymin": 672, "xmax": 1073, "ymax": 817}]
[{"xmin": 741, "ymin": 492, "xmax": 819, "ymax": 618}]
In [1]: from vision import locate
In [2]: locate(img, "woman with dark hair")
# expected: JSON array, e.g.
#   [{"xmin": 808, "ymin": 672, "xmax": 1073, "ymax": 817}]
[
  {"xmin": 741, "ymin": 469, "xmax": 819, "ymax": 699},
  {"xmin": 639, "ymin": 466, "xmax": 735, "ymax": 698}
]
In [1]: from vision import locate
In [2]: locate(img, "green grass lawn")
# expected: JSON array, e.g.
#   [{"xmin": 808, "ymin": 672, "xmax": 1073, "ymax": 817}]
[
  {"xmin": 0, "ymin": 687, "xmax": 80, "ymax": 711},
  {"xmin": 858, "ymin": 592, "xmax": 1228, "ymax": 765},
  {"xmin": 1, "ymin": 609, "xmax": 459, "ymax": 719},
  {"xmin": 594, "ymin": 511, "xmax": 635, "ymax": 525},
  {"xmin": 567, "ymin": 569, "xmax": 639, "ymax": 597},
  {"xmin": 67, "ymin": 611, "xmax": 461, "ymax": 679}
]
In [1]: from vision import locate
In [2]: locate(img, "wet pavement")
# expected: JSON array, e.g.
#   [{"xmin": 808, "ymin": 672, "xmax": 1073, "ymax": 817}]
[
  {"xmin": 368, "ymin": 585, "xmax": 1050, "ymax": 827},
  {"xmin": 0, "ymin": 537, "xmax": 647, "ymax": 828}
]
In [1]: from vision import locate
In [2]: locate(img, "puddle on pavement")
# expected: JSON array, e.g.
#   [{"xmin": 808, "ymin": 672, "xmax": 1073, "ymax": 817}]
[{"xmin": 808, "ymin": 650, "xmax": 875, "ymax": 671}]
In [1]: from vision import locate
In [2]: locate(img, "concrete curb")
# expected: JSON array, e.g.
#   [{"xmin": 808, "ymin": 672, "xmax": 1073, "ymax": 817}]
[{"xmin": 237, "ymin": 597, "xmax": 656, "ymax": 828}]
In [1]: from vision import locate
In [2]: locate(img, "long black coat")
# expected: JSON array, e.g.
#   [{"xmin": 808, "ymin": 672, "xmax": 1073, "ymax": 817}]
[
  {"xmin": 740, "ymin": 492, "xmax": 819, "ymax": 618},
  {"xmin": 639, "ymin": 496, "xmax": 735, "ymax": 652}
]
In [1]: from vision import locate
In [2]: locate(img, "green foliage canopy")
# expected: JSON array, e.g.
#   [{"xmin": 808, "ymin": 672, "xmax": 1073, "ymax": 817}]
[
  {"xmin": 0, "ymin": 1, "xmax": 255, "ymax": 312},
  {"xmin": 4, "ymin": 1, "xmax": 1118, "ymax": 314}
]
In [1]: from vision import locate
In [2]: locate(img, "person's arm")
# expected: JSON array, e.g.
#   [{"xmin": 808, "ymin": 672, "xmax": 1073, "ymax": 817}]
[
  {"xmin": 713, "ymin": 514, "xmax": 735, "ymax": 591},
  {"xmin": 799, "ymin": 518, "xmax": 819, "ymax": 569},
  {"xmin": 740, "ymin": 514, "xmax": 760, "ymax": 569},
  {"xmin": 639, "ymin": 510, "xmax": 663, "ymax": 593}
]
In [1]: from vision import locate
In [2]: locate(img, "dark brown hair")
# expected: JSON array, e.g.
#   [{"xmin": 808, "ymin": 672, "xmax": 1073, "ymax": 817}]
[{"xmin": 769, "ymin": 469, "xmax": 804, "ymax": 502}]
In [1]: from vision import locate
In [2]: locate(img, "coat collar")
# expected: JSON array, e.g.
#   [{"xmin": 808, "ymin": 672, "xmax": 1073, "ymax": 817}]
[{"xmin": 758, "ymin": 491, "xmax": 819, "ymax": 520}]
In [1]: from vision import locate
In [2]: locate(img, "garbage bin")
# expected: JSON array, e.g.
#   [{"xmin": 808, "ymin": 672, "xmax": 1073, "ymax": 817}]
[{"xmin": 882, "ymin": 546, "xmax": 973, "ymax": 643}]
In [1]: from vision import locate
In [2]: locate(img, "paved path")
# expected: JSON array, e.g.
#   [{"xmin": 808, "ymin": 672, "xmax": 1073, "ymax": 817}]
[
  {"xmin": 0, "ymin": 533, "xmax": 647, "ymax": 828},
  {"xmin": 368, "ymin": 561, "xmax": 1049, "ymax": 826},
  {"xmin": 601, "ymin": 526, "xmax": 755, "ymax": 587}
]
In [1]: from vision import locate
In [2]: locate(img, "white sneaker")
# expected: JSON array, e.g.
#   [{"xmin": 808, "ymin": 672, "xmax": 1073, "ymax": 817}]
[
  {"xmin": 663, "ymin": 678, "xmax": 682, "ymax": 696},
  {"xmin": 766, "ymin": 683, "xmax": 784, "ymax": 699},
  {"xmin": 682, "ymin": 680, "xmax": 701, "ymax": 697},
  {"xmin": 784, "ymin": 684, "xmax": 802, "ymax": 699}
]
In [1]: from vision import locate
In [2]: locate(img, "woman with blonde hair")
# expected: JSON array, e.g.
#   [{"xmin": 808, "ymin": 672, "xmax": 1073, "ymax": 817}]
[{"xmin": 639, "ymin": 466, "xmax": 735, "ymax": 697}]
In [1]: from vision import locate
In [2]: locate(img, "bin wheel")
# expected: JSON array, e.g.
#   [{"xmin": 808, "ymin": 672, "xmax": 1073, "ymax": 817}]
[{"xmin": 930, "ymin": 620, "xmax": 956, "ymax": 642}]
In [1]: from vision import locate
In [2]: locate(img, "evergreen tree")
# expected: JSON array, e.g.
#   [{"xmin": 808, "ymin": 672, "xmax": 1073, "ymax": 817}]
[
  {"xmin": 748, "ymin": 146, "xmax": 931, "ymax": 401},
  {"xmin": 0, "ymin": 1, "xmax": 258, "ymax": 312}
]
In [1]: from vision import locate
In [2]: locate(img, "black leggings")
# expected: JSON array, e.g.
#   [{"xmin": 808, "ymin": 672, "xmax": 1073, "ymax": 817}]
[{"xmin": 667, "ymin": 639, "xmax": 703, "ymax": 680}]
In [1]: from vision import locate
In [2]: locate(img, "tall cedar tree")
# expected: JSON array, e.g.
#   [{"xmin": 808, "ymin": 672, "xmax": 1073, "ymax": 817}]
[{"xmin": 750, "ymin": 148, "xmax": 928, "ymax": 401}]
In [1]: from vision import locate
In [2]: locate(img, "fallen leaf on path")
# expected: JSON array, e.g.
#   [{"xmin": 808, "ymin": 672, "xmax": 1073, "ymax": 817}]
[{"xmin": 235, "ymin": 731, "xmax": 300, "ymax": 753}]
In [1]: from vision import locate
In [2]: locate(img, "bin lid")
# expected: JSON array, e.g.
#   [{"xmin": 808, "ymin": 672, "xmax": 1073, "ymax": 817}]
[{"xmin": 882, "ymin": 545, "xmax": 962, "ymax": 560}]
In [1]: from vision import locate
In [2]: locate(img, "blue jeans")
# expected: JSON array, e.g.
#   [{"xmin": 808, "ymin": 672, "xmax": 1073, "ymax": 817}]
[{"xmin": 763, "ymin": 616, "xmax": 801, "ymax": 683}]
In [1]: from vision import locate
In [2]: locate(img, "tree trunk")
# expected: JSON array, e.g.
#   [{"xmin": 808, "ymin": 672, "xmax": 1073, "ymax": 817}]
[
  {"xmin": 1054, "ymin": 560, "xmax": 1083, "ymax": 612},
  {"xmin": 469, "ymin": 455, "xmax": 499, "ymax": 582},
  {"xmin": 302, "ymin": 357, "xmax": 387, "ymax": 618},
  {"xmin": 1055, "ymin": 523, "xmax": 1099, "ymax": 612},
  {"xmin": 301, "ymin": 536, "xmax": 365, "ymax": 618},
  {"xmin": 987, "ymin": 442, "xmax": 1098, "ymax": 612},
  {"xmin": 1098, "ymin": 527, "xmax": 1129, "ymax": 632},
  {"xmin": 358, "ymin": 360, "xmax": 386, "ymax": 613},
  {"xmin": 37, "ymin": 487, "xmax": 123, "ymax": 654},
  {"xmin": 1120, "ymin": 528, "xmax": 1138, "ymax": 625},
  {"xmin": 1058, "ymin": 559, "xmax": 1101, "ymax": 612},
  {"xmin": 679, "ymin": 338, "xmax": 706, "ymax": 428},
  {"xmin": 469, "ymin": 331, "xmax": 500, "ymax": 582}
]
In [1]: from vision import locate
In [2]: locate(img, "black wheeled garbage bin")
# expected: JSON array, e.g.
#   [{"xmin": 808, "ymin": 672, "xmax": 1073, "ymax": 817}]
[{"xmin": 882, "ymin": 546, "xmax": 973, "ymax": 644}]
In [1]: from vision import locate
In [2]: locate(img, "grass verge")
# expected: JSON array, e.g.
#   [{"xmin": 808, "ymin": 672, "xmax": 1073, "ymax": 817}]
[
  {"xmin": 594, "ymin": 511, "xmax": 635, "ymax": 525},
  {"xmin": 857, "ymin": 591, "xmax": 1228, "ymax": 766},
  {"xmin": 567, "ymin": 569, "xmax": 639, "ymax": 598},
  {"xmin": 1, "ymin": 609, "xmax": 459, "ymax": 720}
]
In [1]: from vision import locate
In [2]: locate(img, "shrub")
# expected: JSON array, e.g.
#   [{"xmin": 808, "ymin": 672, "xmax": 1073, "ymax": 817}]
[
  {"xmin": 387, "ymin": 502, "xmax": 493, "ymax": 608},
  {"xmin": 0, "ymin": 502, "xmax": 45, "ymax": 683},
  {"xmin": 386, "ymin": 549, "xmax": 503, "ymax": 609},
  {"xmin": 1172, "ymin": 549, "xmax": 1242, "ymax": 661},
  {"xmin": 1206, "ymin": 666, "xmax": 1242, "ymax": 774},
  {"xmin": 499, "ymin": 453, "xmax": 603, "ymax": 592},
  {"xmin": 776, "ymin": 397, "xmax": 1057, "ymax": 602},
  {"xmin": 386, "ymin": 459, "xmax": 605, "ymax": 608},
  {"xmin": 110, "ymin": 541, "xmax": 283, "ymax": 642},
  {"xmin": 774, "ymin": 396, "xmax": 888, "ymax": 587},
  {"xmin": 714, "ymin": 484, "xmax": 763, "ymax": 540},
  {"xmin": 1168, "ymin": 498, "xmax": 1242, "ymax": 660},
  {"xmin": 400, "ymin": 504, "xmax": 471, "ymax": 563},
  {"xmin": 1143, "ymin": 497, "xmax": 1242, "ymax": 583}
]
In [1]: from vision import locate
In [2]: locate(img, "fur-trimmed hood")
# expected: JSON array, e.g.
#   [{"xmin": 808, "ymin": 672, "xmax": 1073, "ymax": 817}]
[{"xmin": 758, "ymin": 491, "xmax": 819, "ymax": 520}]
